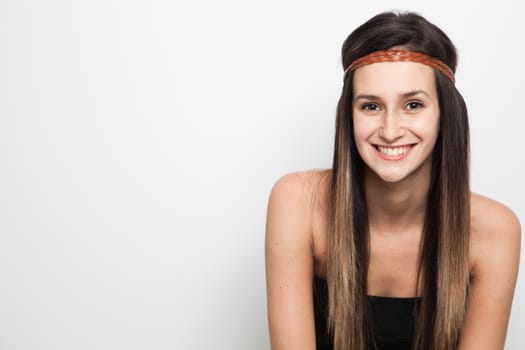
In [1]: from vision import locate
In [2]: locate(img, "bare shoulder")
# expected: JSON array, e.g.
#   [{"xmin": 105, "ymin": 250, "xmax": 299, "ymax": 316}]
[
  {"xmin": 269, "ymin": 169, "xmax": 331, "ymax": 202},
  {"xmin": 265, "ymin": 168, "xmax": 332, "ymax": 250},
  {"xmin": 470, "ymin": 192, "xmax": 521, "ymax": 275},
  {"xmin": 458, "ymin": 194, "xmax": 521, "ymax": 348},
  {"xmin": 265, "ymin": 169, "xmax": 331, "ymax": 349},
  {"xmin": 267, "ymin": 169, "xmax": 330, "ymax": 218},
  {"xmin": 470, "ymin": 192, "xmax": 521, "ymax": 241}
]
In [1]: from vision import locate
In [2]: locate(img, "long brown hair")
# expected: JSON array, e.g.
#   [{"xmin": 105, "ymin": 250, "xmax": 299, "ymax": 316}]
[{"xmin": 327, "ymin": 12, "xmax": 470, "ymax": 350}]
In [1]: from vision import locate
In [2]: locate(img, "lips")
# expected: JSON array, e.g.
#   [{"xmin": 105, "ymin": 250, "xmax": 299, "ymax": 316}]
[{"xmin": 373, "ymin": 144, "xmax": 416, "ymax": 159}]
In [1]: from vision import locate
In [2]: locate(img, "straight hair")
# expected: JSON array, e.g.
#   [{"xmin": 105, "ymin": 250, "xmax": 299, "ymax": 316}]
[{"xmin": 327, "ymin": 12, "xmax": 470, "ymax": 350}]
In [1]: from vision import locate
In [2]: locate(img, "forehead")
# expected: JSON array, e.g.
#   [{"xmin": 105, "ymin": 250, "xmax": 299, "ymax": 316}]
[{"xmin": 352, "ymin": 61, "xmax": 436, "ymax": 97}]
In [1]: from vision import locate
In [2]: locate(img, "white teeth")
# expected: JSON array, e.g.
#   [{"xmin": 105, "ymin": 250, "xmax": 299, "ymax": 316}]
[{"xmin": 377, "ymin": 145, "xmax": 410, "ymax": 156}]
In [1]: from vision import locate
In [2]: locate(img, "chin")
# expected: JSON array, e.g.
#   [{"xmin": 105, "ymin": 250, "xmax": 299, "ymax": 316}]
[
  {"xmin": 369, "ymin": 167, "xmax": 411, "ymax": 183},
  {"xmin": 378, "ymin": 174, "xmax": 407, "ymax": 183}
]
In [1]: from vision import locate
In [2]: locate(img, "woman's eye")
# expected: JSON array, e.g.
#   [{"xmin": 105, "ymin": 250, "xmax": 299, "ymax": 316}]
[
  {"xmin": 405, "ymin": 101, "xmax": 423, "ymax": 110},
  {"xmin": 362, "ymin": 103, "xmax": 380, "ymax": 111}
]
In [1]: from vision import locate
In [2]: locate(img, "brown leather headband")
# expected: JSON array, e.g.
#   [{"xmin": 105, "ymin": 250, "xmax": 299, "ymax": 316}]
[{"xmin": 344, "ymin": 49, "xmax": 455, "ymax": 82}]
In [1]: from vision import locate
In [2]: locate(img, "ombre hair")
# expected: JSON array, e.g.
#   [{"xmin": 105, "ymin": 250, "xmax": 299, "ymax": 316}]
[{"xmin": 327, "ymin": 12, "xmax": 470, "ymax": 350}]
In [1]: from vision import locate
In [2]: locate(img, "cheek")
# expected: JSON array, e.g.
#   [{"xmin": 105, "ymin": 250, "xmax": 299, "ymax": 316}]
[
  {"xmin": 352, "ymin": 117, "xmax": 375, "ymax": 158},
  {"xmin": 412, "ymin": 112, "xmax": 440, "ymax": 138},
  {"xmin": 416, "ymin": 120, "xmax": 440, "ymax": 157},
  {"xmin": 352, "ymin": 115, "xmax": 374, "ymax": 142},
  {"xmin": 425, "ymin": 116, "xmax": 440, "ymax": 141}
]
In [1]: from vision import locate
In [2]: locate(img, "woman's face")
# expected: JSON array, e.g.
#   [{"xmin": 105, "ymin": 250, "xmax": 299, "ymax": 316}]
[{"xmin": 352, "ymin": 61, "xmax": 440, "ymax": 184}]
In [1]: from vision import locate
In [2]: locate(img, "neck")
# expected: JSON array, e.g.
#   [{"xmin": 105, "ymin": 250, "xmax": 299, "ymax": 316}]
[{"xmin": 364, "ymin": 165, "xmax": 431, "ymax": 234}]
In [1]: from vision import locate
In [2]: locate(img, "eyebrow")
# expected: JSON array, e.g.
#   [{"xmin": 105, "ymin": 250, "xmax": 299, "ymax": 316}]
[{"xmin": 353, "ymin": 90, "xmax": 430, "ymax": 102}]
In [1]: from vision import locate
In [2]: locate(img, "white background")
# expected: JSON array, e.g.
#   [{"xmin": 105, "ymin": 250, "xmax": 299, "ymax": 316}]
[{"xmin": 1, "ymin": 0, "xmax": 523, "ymax": 349}]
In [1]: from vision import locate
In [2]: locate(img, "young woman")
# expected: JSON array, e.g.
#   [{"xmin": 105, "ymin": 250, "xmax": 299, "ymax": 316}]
[{"xmin": 265, "ymin": 12, "xmax": 521, "ymax": 350}]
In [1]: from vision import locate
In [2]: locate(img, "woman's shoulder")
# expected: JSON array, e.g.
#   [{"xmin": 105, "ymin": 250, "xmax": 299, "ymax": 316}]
[
  {"xmin": 266, "ymin": 169, "xmax": 332, "ymax": 243},
  {"xmin": 470, "ymin": 192, "xmax": 521, "ymax": 237},
  {"xmin": 266, "ymin": 169, "xmax": 332, "ymax": 279},
  {"xmin": 268, "ymin": 169, "xmax": 332, "ymax": 205},
  {"xmin": 265, "ymin": 170, "xmax": 333, "ymax": 348},
  {"xmin": 469, "ymin": 192, "xmax": 521, "ymax": 275}
]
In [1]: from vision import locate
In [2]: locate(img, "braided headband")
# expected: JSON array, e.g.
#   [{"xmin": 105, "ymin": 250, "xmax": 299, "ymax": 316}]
[{"xmin": 344, "ymin": 49, "xmax": 455, "ymax": 82}]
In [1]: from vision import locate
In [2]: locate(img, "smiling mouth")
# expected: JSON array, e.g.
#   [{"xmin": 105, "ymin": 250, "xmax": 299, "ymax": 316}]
[{"xmin": 374, "ymin": 144, "xmax": 416, "ymax": 157}]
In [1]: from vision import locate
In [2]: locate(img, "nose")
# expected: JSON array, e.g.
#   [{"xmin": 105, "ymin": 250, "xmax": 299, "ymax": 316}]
[{"xmin": 378, "ymin": 110, "xmax": 405, "ymax": 143}]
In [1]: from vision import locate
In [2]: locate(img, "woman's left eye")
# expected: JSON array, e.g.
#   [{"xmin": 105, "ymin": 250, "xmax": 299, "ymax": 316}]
[{"xmin": 405, "ymin": 101, "xmax": 423, "ymax": 110}]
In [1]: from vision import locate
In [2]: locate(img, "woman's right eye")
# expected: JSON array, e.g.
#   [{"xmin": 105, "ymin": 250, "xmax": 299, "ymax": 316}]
[{"xmin": 361, "ymin": 103, "xmax": 380, "ymax": 111}]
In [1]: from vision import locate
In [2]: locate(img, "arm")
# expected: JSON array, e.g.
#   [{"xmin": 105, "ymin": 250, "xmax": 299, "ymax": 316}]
[
  {"xmin": 458, "ymin": 199, "xmax": 521, "ymax": 350},
  {"xmin": 265, "ymin": 173, "xmax": 317, "ymax": 350}
]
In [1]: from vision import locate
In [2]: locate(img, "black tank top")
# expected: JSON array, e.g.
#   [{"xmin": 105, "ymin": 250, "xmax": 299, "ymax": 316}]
[{"xmin": 313, "ymin": 276, "xmax": 419, "ymax": 350}]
